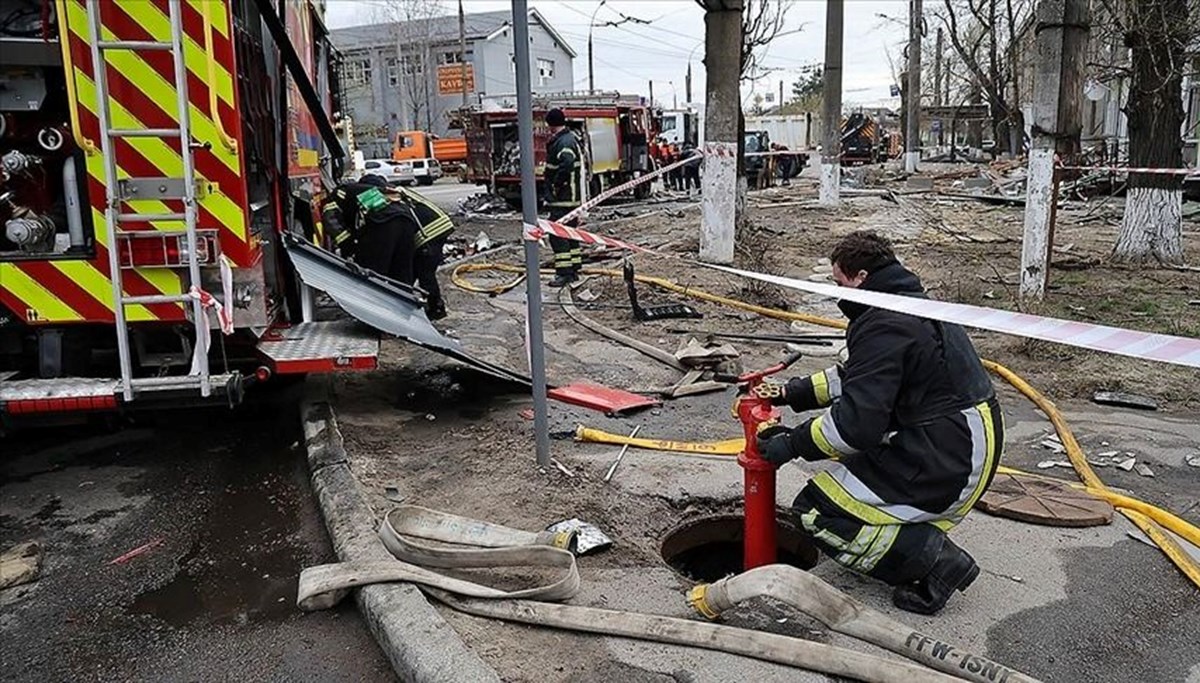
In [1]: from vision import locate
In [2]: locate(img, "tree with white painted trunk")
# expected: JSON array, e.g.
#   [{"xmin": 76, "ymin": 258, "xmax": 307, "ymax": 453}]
[{"xmin": 1109, "ymin": 0, "xmax": 1195, "ymax": 265}]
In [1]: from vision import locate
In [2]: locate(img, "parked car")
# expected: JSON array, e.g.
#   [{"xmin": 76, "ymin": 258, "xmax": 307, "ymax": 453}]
[
  {"xmin": 396, "ymin": 158, "xmax": 443, "ymax": 186},
  {"xmin": 361, "ymin": 158, "xmax": 415, "ymax": 186}
]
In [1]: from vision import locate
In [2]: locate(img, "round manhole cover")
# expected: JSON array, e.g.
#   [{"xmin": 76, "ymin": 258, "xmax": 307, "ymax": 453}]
[
  {"xmin": 978, "ymin": 473, "xmax": 1113, "ymax": 527},
  {"xmin": 660, "ymin": 513, "xmax": 819, "ymax": 582}
]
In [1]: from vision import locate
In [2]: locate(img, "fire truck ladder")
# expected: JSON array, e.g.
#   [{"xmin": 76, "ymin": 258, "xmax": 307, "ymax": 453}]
[{"xmin": 85, "ymin": 0, "xmax": 214, "ymax": 401}]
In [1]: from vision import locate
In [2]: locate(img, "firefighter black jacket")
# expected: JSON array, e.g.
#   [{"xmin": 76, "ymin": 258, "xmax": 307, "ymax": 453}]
[{"xmin": 784, "ymin": 262, "xmax": 1001, "ymax": 521}]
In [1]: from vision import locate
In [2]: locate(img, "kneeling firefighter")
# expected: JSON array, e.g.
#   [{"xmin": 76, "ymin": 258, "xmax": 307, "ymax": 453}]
[
  {"xmin": 322, "ymin": 174, "xmax": 454, "ymax": 319},
  {"xmin": 754, "ymin": 231, "xmax": 1002, "ymax": 615}
]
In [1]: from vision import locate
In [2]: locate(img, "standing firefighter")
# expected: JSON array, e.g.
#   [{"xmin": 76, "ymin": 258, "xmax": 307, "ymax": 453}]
[
  {"xmin": 755, "ymin": 231, "xmax": 1002, "ymax": 615},
  {"xmin": 542, "ymin": 108, "xmax": 583, "ymax": 287},
  {"xmin": 322, "ymin": 174, "xmax": 454, "ymax": 319}
]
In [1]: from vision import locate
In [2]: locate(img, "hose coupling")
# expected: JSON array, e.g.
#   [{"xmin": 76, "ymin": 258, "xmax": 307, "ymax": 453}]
[{"xmin": 535, "ymin": 529, "xmax": 579, "ymax": 553}]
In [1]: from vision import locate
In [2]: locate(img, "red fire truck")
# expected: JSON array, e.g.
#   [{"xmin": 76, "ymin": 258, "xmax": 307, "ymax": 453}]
[{"xmin": 0, "ymin": 0, "xmax": 380, "ymax": 420}]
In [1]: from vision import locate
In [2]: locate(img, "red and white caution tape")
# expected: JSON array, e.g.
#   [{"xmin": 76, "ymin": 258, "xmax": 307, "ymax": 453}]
[
  {"xmin": 521, "ymin": 213, "xmax": 1200, "ymax": 369},
  {"xmin": 1057, "ymin": 164, "xmax": 1200, "ymax": 177},
  {"xmin": 701, "ymin": 265, "xmax": 1200, "ymax": 369},
  {"xmin": 189, "ymin": 285, "xmax": 234, "ymax": 335},
  {"xmin": 524, "ymin": 219, "xmax": 649, "ymax": 253},
  {"xmin": 560, "ymin": 152, "xmax": 702, "ymax": 224}
]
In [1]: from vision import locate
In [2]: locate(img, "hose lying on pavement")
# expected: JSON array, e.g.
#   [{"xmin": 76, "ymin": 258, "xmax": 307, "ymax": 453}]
[
  {"xmin": 298, "ymin": 506, "xmax": 1037, "ymax": 683},
  {"xmin": 452, "ymin": 264, "xmax": 1200, "ymax": 589},
  {"xmin": 688, "ymin": 565, "xmax": 1041, "ymax": 683},
  {"xmin": 573, "ymin": 426, "xmax": 1200, "ymax": 562}
]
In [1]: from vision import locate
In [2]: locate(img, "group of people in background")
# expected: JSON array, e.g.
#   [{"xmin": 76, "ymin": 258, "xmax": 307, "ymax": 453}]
[{"xmin": 649, "ymin": 137, "xmax": 701, "ymax": 193}]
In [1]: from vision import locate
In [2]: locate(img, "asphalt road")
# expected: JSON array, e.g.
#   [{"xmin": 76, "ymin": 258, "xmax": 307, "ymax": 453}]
[
  {"xmin": 0, "ymin": 391, "xmax": 394, "ymax": 683},
  {"xmin": 411, "ymin": 180, "xmax": 485, "ymax": 212}
]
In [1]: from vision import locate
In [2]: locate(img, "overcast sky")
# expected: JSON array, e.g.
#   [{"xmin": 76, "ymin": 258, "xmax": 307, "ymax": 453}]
[{"xmin": 324, "ymin": 0, "xmax": 910, "ymax": 109}]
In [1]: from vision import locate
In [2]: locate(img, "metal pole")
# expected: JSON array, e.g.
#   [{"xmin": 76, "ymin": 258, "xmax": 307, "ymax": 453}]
[
  {"xmin": 459, "ymin": 0, "xmax": 468, "ymax": 109},
  {"xmin": 905, "ymin": 0, "xmax": 922, "ymax": 172},
  {"xmin": 511, "ymin": 0, "xmax": 551, "ymax": 468}
]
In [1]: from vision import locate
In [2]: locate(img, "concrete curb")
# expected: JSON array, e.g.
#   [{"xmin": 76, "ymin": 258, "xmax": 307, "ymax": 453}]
[{"xmin": 301, "ymin": 378, "xmax": 500, "ymax": 683}]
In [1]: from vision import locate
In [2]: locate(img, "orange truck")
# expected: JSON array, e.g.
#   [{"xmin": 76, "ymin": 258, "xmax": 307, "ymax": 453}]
[
  {"xmin": 392, "ymin": 130, "xmax": 466, "ymax": 184},
  {"xmin": 0, "ymin": 0, "xmax": 385, "ymax": 421}
]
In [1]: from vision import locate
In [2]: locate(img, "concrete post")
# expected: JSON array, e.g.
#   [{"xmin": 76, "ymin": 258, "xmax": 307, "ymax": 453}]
[
  {"xmin": 819, "ymin": 0, "xmax": 844, "ymax": 206},
  {"xmin": 905, "ymin": 0, "xmax": 922, "ymax": 172},
  {"xmin": 699, "ymin": 1, "xmax": 742, "ymax": 265},
  {"xmin": 1020, "ymin": 0, "xmax": 1090, "ymax": 300}
]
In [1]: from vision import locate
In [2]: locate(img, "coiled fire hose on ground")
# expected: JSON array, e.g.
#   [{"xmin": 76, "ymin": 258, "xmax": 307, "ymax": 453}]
[
  {"xmin": 299, "ymin": 506, "xmax": 1039, "ymax": 683},
  {"xmin": 454, "ymin": 263, "xmax": 1200, "ymax": 589}
]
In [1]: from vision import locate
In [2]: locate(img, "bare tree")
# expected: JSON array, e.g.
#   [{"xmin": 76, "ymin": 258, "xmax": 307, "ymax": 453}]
[
  {"xmin": 379, "ymin": 0, "xmax": 443, "ymax": 134},
  {"xmin": 1101, "ymin": 0, "xmax": 1198, "ymax": 264},
  {"xmin": 933, "ymin": 0, "xmax": 1035, "ymax": 155}
]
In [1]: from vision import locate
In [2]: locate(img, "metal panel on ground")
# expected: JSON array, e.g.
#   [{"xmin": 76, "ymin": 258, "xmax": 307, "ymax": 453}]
[{"xmin": 282, "ymin": 235, "xmax": 531, "ymax": 387}]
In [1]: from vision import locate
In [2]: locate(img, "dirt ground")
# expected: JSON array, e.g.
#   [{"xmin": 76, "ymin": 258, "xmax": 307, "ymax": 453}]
[{"xmin": 328, "ymin": 167, "xmax": 1199, "ymax": 682}]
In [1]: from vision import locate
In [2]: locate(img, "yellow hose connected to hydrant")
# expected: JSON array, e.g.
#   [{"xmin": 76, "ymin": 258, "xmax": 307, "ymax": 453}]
[{"xmin": 454, "ymin": 262, "xmax": 1200, "ymax": 589}]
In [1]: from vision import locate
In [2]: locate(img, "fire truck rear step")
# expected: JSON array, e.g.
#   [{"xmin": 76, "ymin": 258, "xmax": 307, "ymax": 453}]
[
  {"xmin": 0, "ymin": 374, "xmax": 242, "ymax": 416},
  {"xmin": 256, "ymin": 320, "xmax": 380, "ymax": 375}
]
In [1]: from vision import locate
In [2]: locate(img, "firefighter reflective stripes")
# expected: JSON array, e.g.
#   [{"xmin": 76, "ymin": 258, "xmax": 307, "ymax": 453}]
[
  {"xmin": 810, "ymin": 411, "xmax": 859, "ymax": 459},
  {"xmin": 811, "ymin": 400, "xmax": 1000, "ymax": 530},
  {"xmin": 0, "ymin": 0, "xmax": 251, "ymax": 325},
  {"xmin": 402, "ymin": 189, "xmax": 454, "ymax": 248},
  {"xmin": 855, "ymin": 525, "xmax": 899, "ymax": 573},
  {"xmin": 811, "ymin": 366, "xmax": 842, "ymax": 406}
]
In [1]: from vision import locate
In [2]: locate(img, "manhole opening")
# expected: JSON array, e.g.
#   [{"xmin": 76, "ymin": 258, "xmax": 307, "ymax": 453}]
[{"xmin": 660, "ymin": 513, "xmax": 820, "ymax": 583}]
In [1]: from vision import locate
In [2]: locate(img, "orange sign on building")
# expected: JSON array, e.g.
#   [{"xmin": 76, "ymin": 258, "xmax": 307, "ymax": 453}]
[{"xmin": 437, "ymin": 64, "xmax": 475, "ymax": 95}]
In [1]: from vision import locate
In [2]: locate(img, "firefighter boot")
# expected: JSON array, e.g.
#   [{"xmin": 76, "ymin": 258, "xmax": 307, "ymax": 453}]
[
  {"xmin": 425, "ymin": 297, "xmax": 448, "ymax": 321},
  {"xmin": 892, "ymin": 538, "xmax": 980, "ymax": 615},
  {"xmin": 548, "ymin": 271, "xmax": 578, "ymax": 288}
]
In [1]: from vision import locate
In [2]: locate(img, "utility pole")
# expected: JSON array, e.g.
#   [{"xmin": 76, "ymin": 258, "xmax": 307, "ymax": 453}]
[
  {"xmin": 905, "ymin": 0, "xmax": 922, "ymax": 172},
  {"xmin": 459, "ymin": 0, "xmax": 468, "ymax": 109},
  {"xmin": 649, "ymin": 80, "xmax": 654, "ymax": 107},
  {"xmin": 698, "ymin": 0, "xmax": 742, "ymax": 264},
  {"xmin": 510, "ymin": 0, "xmax": 551, "ymax": 468},
  {"xmin": 820, "ymin": 0, "xmax": 844, "ymax": 206},
  {"xmin": 778, "ymin": 80, "xmax": 784, "ymax": 108},
  {"xmin": 902, "ymin": 0, "xmax": 921, "ymax": 172},
  {"xmin": 1020, "ymin": 0, "xmax": 1090, "ymax": 300},
  {"xmin": 685, "ymin": 61, "xmax": 692, "ymax": 103},
  {"xmin": 934, "ymin": 27, "xmax": 943, "ymax": 147}
]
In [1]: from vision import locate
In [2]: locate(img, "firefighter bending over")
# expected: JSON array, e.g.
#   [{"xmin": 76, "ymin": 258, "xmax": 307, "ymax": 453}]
[
  {"xmin": 542, "ymin": 108, "xmax": 582, "ymax": 287},
  {"xmin": 755, "ymin": 231, "xmax": 1002, "ymax": 615},
  {"xmin": 322, "ymin": 174, "xmax": 454, "ymax": 319}
]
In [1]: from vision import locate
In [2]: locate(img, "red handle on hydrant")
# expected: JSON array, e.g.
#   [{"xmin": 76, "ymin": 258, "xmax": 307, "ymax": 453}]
[{"xmin": 735, "ymin": 351, "xmax": 803, "ymax": 571}]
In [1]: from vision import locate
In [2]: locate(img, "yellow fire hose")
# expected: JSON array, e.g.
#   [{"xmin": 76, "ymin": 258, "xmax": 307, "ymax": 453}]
[{"xmin": 453, "ymin": 262, "xmax": 1200, "ymax": 588}]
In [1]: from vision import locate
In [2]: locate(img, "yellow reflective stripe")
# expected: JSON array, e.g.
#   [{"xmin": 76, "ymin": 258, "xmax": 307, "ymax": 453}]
[
  {"xmin": 810, "ymin": 415, "xmax": 841, "ymax": 459},
  {"xmin": 104, "ymin": 0, "xmax": 236, "ymax": 107},
  {"xmin": 0, "ymin": 265, "xmax": 84, "ymax": 322},
  {"xmin": 952, "ymin": 401, "xmax": 1000, "ymax": 518},
  {"xmin": 545, "ymin": 162, "xmax": 559, "ymax": 170},
  {"xmin": 800, "ymin": 509, "xmax": 850, "ymax": 552},
  {"xmin": 813, "ymin": 471, "xmax": 905, "ymax": 526},
  {"xmin": 811, "ymin": 370, "xmax": 830, "ymax": 405},
  {"xmin": 48, "ymin": 261, "xmax": 158, "ymax": 321},
  {"xmin": 835, "ymin": 524, "xmax": 878, "ymax": 567},
  {"xmin": 857, "ymin": 524, "xmax": 899, "ymax": 572},
  {"xmin": 334, "ymin": 230, "xmax": 351, "ymax": 245},
  {"xmin": 73, "ymin": 72, "xmax": 245, "ymax": 240},
  {"xmin": 558, "ymin": 148, "xmax": 577, "ymax": 158},
  {"xmin": 186, "ymin": 0, "xmax": 229, "ymax": 39}
]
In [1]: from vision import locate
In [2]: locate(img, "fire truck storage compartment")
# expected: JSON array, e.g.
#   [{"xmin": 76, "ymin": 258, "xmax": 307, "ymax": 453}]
[{"xmin": 0, "ymin": 0, "xmax": 95, "ymax": 261}]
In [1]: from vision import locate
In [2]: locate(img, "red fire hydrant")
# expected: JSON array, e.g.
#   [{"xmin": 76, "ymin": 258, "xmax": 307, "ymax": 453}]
[{"xmin": 732, "ymin": 351, "xmax": 804, "ymax": 570}]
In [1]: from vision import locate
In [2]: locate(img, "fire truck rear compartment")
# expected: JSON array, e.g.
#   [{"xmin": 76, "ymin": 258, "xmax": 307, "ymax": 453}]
[{"xmin": 0, "ymin": 0, "xmax": 96, "ymax": 261}]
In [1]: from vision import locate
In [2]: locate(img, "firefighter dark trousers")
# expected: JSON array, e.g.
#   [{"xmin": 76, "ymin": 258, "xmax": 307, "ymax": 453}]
[
  {"xmin": 790, "ymin": 401, "xmax": 1003, "ymax": 586},
  {"xmin": 547, "ymin": 208, "xmax": 581, "ymax": 277},
  {"xmin": 415, "ymin": 236, "xmax": 446, "ymax": 313},
  {"xmin": 356, "ymin": 216, "xmax": 415, "ymax": 285}
]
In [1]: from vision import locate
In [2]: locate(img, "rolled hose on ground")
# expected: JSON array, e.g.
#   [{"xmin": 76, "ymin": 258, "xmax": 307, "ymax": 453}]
[
  {"xmin": 298, "ymin": 506, "xmax": 1025, "ymax": 682},
  {"xmin": 453, "ymin": 263, "xmax": 1200, "ymax": 588},
  {"xmin": 688, "ymin": 565, "xmax": 1042, "ymax": 683}
]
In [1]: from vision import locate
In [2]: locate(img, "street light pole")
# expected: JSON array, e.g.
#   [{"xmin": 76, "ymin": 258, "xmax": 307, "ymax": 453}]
[
  {"xmin": 511, "ymin": 0, "xmax": 551, "ymax": 468},
  {"xmin": 588, "ymin": 0, "xmax": 607, "ymax": 94}
]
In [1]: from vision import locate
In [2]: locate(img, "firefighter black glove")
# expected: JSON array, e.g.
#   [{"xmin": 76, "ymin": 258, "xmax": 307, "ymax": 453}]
[{"xmin": 756, "ymin": 425, "xmax": 798, "ymax": 467}]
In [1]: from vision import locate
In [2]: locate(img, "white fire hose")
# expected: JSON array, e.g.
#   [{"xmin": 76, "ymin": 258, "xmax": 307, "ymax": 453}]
[{"xmin": 298, "ymin": 506, "xmax": 1040, "ymax": 683}]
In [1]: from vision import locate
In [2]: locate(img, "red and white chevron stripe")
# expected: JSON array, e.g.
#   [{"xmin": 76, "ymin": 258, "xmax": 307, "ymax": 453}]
[{"xmin": 525, "ymin": 220, "xmax": 649, "ymax": 253}]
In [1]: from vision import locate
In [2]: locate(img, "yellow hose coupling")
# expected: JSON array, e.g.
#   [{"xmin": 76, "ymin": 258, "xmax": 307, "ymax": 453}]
[{"xmin": 686, "ymin": 584, "xmax": 721, "ymax": 621}]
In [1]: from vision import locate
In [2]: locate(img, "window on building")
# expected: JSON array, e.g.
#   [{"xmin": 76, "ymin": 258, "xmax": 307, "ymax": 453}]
[
  {"xmin": 386, "ymin": 57, "xmax": 400, "ymax": 87},
  {"xmin": 402, "ymin": 52, "xmax": 423, "ymax": 76},
  {"xmin": 344, "ymin": 57, "xmax": 372, "ymax": 87},
  {"xmin": 439, "ymin": 50, "xmax": 464, "ymax": 65},
  {"xmin": 537, "ymin": 58, "xmax": 554, "ymax": 86}
]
